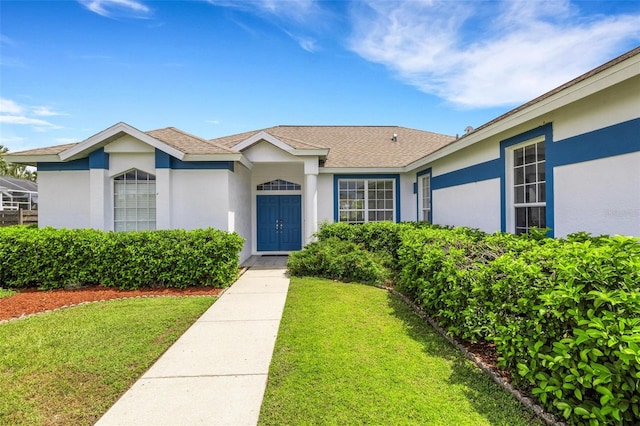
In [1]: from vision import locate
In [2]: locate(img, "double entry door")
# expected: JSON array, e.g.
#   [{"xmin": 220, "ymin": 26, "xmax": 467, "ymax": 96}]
[{"xmin": 257, "ymin": 195, "xmax": 302, "ymax": 251}]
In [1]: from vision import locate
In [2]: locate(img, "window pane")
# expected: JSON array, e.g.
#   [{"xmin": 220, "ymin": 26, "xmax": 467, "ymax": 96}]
[
  {"xmin": 514, "ymin": 186, "xmax": 524, "ymax": 204},
  {"xmin": 537, "ymin": 142, "xmax": 545, "ymax": 161},
  {"xmin": 516, "ymin": 207, "xmax": 526, "ymax": 228},
  {"xmin": 529, "ymin": 207, "xmax": 546, "ymax": 229},
  {"xmin": 525, "ymin": 145, "xmax": 536, "ymax": 164},
  {"xmin": 514, "ymin": 148, "xmax": 524, "ymax": 166},
  {"xmin": 525, "ymin": 164, "xmax": 536, "ymax": 183},
  {"xmin": 514, "ymin": 167, "xmax": 524, "ymax": 185},
  {"xmin": 525, "ymin": 184, "xmax": 537, "ymax": 203},
  {"xmin": 538, "ymin": 183, "xmax": 546, "ymax": 203},
  {"xmin": 538, "ymin": 165, "xmax": 546, "ymax": 182}
]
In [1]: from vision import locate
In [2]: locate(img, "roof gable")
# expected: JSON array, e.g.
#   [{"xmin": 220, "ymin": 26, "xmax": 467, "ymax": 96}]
[{"xmin": 60, "ymin": 122, "xmax": 185, "ymax": 161}]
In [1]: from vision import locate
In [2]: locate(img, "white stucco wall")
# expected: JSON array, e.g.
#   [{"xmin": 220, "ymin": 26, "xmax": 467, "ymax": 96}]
[
  {"xmin": 38, "ymin": 171, "xmax": 91, "ymax": 228},
  {"xmin": 432, "ymin": 178, "xmax": 502, "ymax": 232},
  {"xmin": 317, "ymin": 174, "xmax": 334, "ymax": 224},
  {"xmin": 170, "ymin": 170, "xmax": 230, "ymax": 230},
  {"xmin": 228, "ymin": 163, "xmax": 252, "ymax": 262},
  {"xmin": 399, "ymin": 172, "xmax": 417, "ymax": 222},
  {"xmin": 554, "ymin": 152, "xmax": 640, "ymax": 237},
  {"xmin": 108, "ymin": 152, "xmax": 155, "ymax": 178},
  {"xmin": 553, "ymin": 76, "xmax": 640, "ymax": 142},
  {"xmin": 431, "ymin": 137, "xmax": 499, "ymax": 177}
]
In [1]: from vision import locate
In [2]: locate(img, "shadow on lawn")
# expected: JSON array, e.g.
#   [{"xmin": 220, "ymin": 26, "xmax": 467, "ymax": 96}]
[{"xmin": 385, "ymin": 293, "xmax": 543, "ymax": 426}]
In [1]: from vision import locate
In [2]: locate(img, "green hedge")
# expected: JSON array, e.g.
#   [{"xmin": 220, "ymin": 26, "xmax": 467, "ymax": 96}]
[
  {"xmin": 0, "ymin": 227, "xmax": 244, "ymax": 290},
  {"xmin": 296, "ymin": 222, "xmax": 640, "ymax": 425},
  {"xmin": 397, "ymin": 227, "xmax": 640, "ymax": 425},
  {"xmin": 287, "ymin": 237, "xmax": 387, "ymax": 285}
]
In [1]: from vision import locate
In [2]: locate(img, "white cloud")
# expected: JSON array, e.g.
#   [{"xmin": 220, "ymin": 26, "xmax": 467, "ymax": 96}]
[
  {"xmin": 206, "ymin": 119, "xmax": 220, "ymax": 125},
  {"xmin": 208, "ymin": 0, "xmax": 318, "ymax": 24},
  {"xmin": 208, "ymin": 0, "xmax": 325, "ymax": 51},
  {"xmin": 78, "ymin": 0, "xmax": 152, "ymax": 19},
  {"xmin": 32, "ymin": 106, "xmax": 68, "ymax": 117},
  {"xmin": 0, "ymin": 115, "xmax": 61, "ymax": 129},
  {"xmin": 0, "ymin": 98, "xmax": 24, "ymax": 115},
  {"xmin": 0, "ymin": 98, "xmax": 66, "ymax": 131},
  {"xmin": 349, "ymin": 0, "xmax": 640, "ymax": 108}
]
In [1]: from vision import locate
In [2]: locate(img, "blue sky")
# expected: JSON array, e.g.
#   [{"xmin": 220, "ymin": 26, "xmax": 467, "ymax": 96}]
[{"xmin": 1, "ymin": 0, "xmax": 639, "ymax": 152}]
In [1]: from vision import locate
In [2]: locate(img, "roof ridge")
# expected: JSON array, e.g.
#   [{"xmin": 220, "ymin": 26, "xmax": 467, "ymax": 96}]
[{"xmin": 147, "ymin": 127, "xmax": 237, "ymax": 154}]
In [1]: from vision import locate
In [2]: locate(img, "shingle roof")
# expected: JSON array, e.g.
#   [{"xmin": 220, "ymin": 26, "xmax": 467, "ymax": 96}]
[
  {"xmin": 0, "ymin": 176, "xmax": 37, "ymax": 192},
  {"xmin": 146, "ymin": 127, "xmax": 236, "ymax": 155},
  {"xmin": 8, "ymin": 142, "xmax": 79, "ymax": 156},
  {"xmin": 212, "ymin": 126, "xmax": 456, "ymax": 168}
]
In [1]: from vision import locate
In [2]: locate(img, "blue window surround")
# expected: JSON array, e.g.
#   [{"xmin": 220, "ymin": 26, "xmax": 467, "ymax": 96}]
[
  {"xmin": 415, "ymin": 168, "xmax": 432, "ymax": 223},
  {"xmin": 155, "ymin": 149, "xmax": 234, "ymax": 171},
  {"xmin": 333, "ymin": 174, "xmax": 401, "ymax": 223},
  {"xmin": 499, "ymin": 124, "xmax": 553, "ymax": 235}
]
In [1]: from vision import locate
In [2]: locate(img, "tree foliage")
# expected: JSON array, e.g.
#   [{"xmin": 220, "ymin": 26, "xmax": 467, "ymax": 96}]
[{"xmin": 0, "ymin": 144, "xmax": 37, "ymax": 182}]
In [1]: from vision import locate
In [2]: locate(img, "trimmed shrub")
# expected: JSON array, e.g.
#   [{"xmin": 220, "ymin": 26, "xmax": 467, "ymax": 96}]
[
  {"xmin": 287, "ymin": 237, "xmax": 387, "ymax": 285},
  {"xmin": 0, "ymin": 227, "xmax": 244, "ymax": 289},
  {"xmin": 397, "ymin": 227, "xmax": 640, "ymax": 425}
]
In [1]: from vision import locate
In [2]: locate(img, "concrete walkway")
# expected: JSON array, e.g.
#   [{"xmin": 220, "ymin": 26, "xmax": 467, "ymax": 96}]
[{"xmin": 96, "ymin": 256, "xmax": 290, "ymax": 426}]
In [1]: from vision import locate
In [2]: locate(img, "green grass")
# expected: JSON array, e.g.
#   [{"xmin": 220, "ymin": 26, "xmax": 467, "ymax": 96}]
[
  {"xmin": 0, "ymin": 287, "xmax": 17, "ymax": 298},
  {"xmin": 259, "ymin": 277, "xmax": 544, "ymax": 426},
  {"xmin": 0, "ymin": 296, "xmax": 216, "ymax": 425}
]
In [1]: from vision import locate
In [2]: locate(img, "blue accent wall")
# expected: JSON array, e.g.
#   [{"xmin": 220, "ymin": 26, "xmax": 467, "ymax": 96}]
[
  {"xmin": 333, "ymin": 174, "xmax": 401, "ymax": 223},
  {"xmin": 431, "ymin": 159, "xmax": 501, "ymax": 190},
  {"xmin": 155, "ymin": 150, "xmax": 171, "ymax": 168},
  {"xmin": 89, "ymin": 148, "xmax": 109, "ymax": 169},
  {"xmin": 550, "ymin": 118, "xmax": 640, "ymax": 167},
  {"xmin": 38, "ymin": 158, "xmax": 90, "ymax": 171},
  {"xmin": 155, "ymin": 149, "xmax": 234, "ymax": 170}
]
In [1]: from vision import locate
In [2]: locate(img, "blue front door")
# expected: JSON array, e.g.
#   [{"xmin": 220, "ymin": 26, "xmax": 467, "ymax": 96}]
[{"xmin": 257, "ymin": 195, "xmax": 302, "ymax": 251}]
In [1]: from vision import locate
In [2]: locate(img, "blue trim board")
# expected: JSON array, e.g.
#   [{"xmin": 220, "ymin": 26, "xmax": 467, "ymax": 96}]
[
  {"xmin": 415, "ymin": 168, "xmax": 432, "ymax": 223},
  {"xmin": 89, "ymin": 148, "xmax": 109, "ymax": 169},
  {"xmin": 155, "ymin": 150, "xmax": 171, "ymax": 168},
  {"xmin": 550, "ymin": 118, "xmax": 640, "ymax": 167},
  {"xmin": 499, "ymin": 123, "xmax": 554, "ymax": 235},
  {"xmin": 431, "ymin": 159, "xmax": 501, "ymax": 190},
  {"xmin": 38, "ymin": 158, "xmax": 90, "ymax": 171},
  {"xmin": 333, "ymin": 174, "xmax": 401, "ymax": 223},
  {"xmin": 155, "ymin": 149, "xmax": 234, "ymax": 170}
]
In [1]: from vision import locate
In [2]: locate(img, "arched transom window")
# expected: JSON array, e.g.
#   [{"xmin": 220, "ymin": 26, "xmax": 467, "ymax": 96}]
[
  {"xmin": 256, "ymin": 179, "xmax": 301, "ymax": 191},
  {"xmin": 114, "ymin": 169, "xmax": 156, "ymax": 231}
]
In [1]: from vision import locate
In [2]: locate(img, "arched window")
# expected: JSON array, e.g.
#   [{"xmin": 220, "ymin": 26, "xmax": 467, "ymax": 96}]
[{"xmin": 114, "ymin": 169, "xmax": 156, "ymax": 231}]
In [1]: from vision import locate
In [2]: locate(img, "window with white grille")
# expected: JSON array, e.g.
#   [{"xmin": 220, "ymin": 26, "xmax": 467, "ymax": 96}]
[{"xmin": 114, "ymin": 169, "xmax": 156, "ymax": 231}]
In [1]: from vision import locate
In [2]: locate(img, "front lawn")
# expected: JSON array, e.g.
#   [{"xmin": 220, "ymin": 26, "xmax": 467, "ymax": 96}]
[
  {"xmin": 0, "ymin": 296, "xmax": 216, "ymax": 425},
  {"xmin": 259, "ymin": 277, "xmax": 544, "ymax": 425}
]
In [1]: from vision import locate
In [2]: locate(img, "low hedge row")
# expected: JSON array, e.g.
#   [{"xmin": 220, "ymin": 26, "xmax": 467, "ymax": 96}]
[
  {"xmin": 291, "ymin": 222, "xmax": 640, "ymax": 425},
  {"xmin": 0, "ymin": 227, "xmax": 244, "ymax": 289}
]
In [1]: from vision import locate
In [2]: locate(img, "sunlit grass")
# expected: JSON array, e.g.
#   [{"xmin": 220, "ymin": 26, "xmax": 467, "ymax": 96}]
[
  {"xmin": 0, "ymin": 296, "xmax": 215, "ymax": 425},
  {"xmin": 0, "ymin": 288, "xmax": 16, "ymax": 298},
  {"xmin": 259, "ymin": 277, "xmax": 544, "ymax": 425}
]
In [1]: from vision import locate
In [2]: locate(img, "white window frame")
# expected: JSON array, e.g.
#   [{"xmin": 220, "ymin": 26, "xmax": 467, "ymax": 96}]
[
  {"xmin": 114, "ymin": 169, "xmax": 157, "ymax": 231},
  {"xmin": 338, "ymin": 178, "xmax": 396, "ymax": 224},
  {"xmin": 418, "ymin": 173, "xmax": 431, "ymax": 222},
  {"xmin": 505, "ymin": 136, "xmax": 546, "ymax": 234}
]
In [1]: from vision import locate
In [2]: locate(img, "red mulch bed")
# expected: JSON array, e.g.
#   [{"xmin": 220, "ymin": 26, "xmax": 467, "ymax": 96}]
[{"xmin": 0, "ymin": 286, "xmax": 222, "ymax": 321}]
